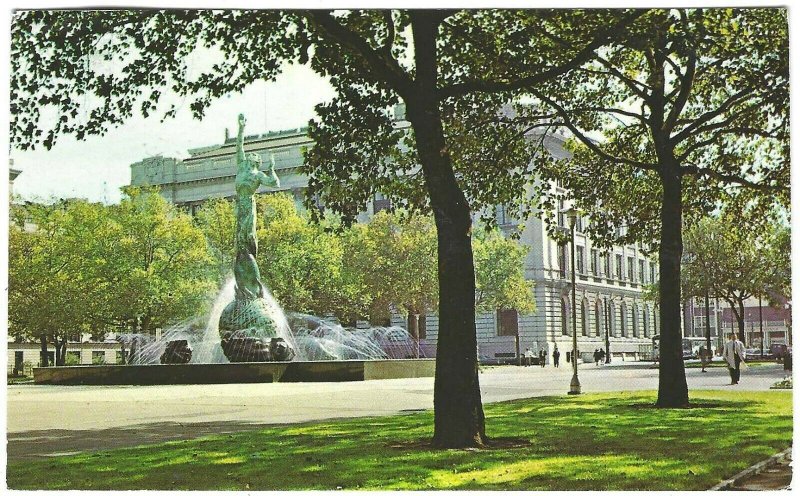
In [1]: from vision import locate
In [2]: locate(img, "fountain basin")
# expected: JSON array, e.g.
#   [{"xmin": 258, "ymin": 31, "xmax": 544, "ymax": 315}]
[{"xmin": 32, "ymin": 359, "xmax": 435, "ymax": 385}]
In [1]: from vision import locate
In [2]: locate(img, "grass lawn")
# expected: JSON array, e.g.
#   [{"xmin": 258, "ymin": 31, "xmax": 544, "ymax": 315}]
[{"xmin": 7, "ymin": 390, "xmax": 791, "ymax": 491}]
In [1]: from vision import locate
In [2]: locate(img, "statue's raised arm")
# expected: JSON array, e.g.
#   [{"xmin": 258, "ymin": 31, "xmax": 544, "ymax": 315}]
[
  {"xmin": 259, "ymin": 155, "xmax": 280, "ymax": 188},
  {"xmin": 236, "ymin": 113, "xmax": 247, "ymax": 170}
]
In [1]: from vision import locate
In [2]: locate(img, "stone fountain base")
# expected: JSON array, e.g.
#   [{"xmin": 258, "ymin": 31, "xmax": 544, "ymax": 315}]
[{"xmin": 32, "ymin": 359, "xmax": 435, "ymax": 385}]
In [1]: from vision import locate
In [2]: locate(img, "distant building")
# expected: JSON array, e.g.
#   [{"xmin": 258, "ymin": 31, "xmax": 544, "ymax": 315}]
[
  {"xmin": 131, "ymin": 116, "xmax": 657, "ymax": 363},
  {"xmin": 720, "ymin": 297, "xmax": 791, "ymax": 348}
]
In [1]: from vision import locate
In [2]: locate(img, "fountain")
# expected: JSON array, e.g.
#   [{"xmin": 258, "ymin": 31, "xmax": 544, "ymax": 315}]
[{"xmin": 33, "ymin": 113, "xmax": 434, "ymax": 385}]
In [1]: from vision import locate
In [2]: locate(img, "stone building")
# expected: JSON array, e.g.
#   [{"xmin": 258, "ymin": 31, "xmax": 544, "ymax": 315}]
[{"xmin": 131, "ymin": 119, "xmax": 657, "ymax": 364}]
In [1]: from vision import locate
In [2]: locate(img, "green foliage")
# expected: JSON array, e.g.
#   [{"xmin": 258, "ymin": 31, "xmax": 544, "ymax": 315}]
[
  {"xmin": 472, "ymin": 229, "xmax": 535, "ymax": 315},
  {"xmin": 342, "ymin": 211, "xmax": 438, "ymax": 323},
  {"xmin": 6, "ymin": 390, "xmax": 792, "ymax": 490},
  {"xmin": 195, "ymin": 197, "xmax": 236, "ymax": 284},
  {"xmin": 8, "ymin": 188, "xmax": 218, "ymax": 340},
  {"xmin": 105, "ymin": 187, "xmax": 217, "ymax": 333},
  {"xmin": 8, "ymin": 200, "xmax": 111, "ymax": 344},
  {"xmin": 255, "ymin": 193, "xmax": 363, "ymax": 321},
  {"xmin": 528, "ymin": 8, "xmax": 788, "ymax": 247},
  {"xmin": 682, "ymin": 211, "xmax": 789, "ymax": 329}
]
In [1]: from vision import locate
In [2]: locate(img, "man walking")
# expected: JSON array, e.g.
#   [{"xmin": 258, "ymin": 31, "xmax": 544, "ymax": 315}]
[
  {"xmin": 553, "ymin": 346, "xmax": 561, "ymax": 368},
  {"xmin": 722, "ymin": 333, "xmax": 746, "ymax": 385},
  {"xmin": 523, "ymin": 348, "xmax": 533, "ymax": 367},
  {"xmin": 539, "ymin": 349, "xmax": 546, "ymax": 367}
]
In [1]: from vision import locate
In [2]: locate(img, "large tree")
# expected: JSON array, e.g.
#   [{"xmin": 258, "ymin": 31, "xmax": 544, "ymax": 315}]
[
  {"xmin": 103, "ymin": 187, "xmax": 217, "ymax": 334},
  {"xmin": 257, "ymin": 193, "xmax": 366, "ymax": 321},
  {"xmin": 682, "ymin": 214, "xmax": 770, "ymax": 346},
  {"xmin": 11, "ymin": 8, "xmax": 640, "ymax": 446},
  {"xmin": 526, "ymin": 8, "xmax": 788, "ymax": 406},
  {"xmin": 8, "ymin": 200, "xmax": 111, "ymax": 365}
]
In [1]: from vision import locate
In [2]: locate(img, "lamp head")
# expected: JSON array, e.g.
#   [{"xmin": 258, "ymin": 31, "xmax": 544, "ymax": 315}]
[{"xmin": 561, "ymin": 206, "xmax": 579, "ymax": 229}]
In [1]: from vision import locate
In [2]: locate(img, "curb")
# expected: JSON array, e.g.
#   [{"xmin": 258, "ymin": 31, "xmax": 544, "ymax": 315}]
[{"xmin": 708, "ymin": 447, "xmax": 792, "ymax": 491}]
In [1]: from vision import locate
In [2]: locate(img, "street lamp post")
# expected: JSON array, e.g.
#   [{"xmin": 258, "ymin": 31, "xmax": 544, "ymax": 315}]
[
  {"xmin": 758, "ymin": 295, "xmax": 764, "ymax": 358},
  {"xmin": 604, "ymin": 297, "xmax": 611, "ymax": 363},
  {"xmin": 563, "ymin": 207, "xmax": 581, "ymax": 395}
]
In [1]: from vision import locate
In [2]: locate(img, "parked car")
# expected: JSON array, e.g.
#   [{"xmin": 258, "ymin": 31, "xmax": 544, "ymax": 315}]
[{"xmin": 745, "ymin": 348, "xmax": 765, "ymax": 360}]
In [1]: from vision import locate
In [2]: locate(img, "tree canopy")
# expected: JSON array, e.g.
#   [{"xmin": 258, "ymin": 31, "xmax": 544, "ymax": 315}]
[{"xmin": 523, "ymin": 7, "xmax": 788, "ymax": 407}]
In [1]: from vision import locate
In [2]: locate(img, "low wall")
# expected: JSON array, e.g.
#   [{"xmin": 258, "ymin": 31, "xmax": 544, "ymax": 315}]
[{"xmin": 32, "ymin": 359, "xmax": 435, "ymax": 385}]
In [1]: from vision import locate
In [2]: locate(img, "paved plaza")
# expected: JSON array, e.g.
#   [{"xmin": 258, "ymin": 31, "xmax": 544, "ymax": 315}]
[{"xmin": 7, "ymin": 362, "xmax": 789, "ymax": 460}]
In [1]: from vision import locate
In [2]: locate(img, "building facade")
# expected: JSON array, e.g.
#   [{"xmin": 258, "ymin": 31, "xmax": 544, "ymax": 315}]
[{"xmin": 131, "ymin": 122, "xmax": 657, "ymax": 363}]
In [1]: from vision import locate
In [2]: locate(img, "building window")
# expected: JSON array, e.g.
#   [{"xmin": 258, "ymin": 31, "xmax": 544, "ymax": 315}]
[
  {"xmin": 495, "ymin": 204, "xmax": 514, "ymax": 226},
  {"xmin": 650, "ymin": 262, "xmax": 656, "ymax": 284},
  {"xmin": 561, "ymin": 298, "xmax": 570, "ymax": 336},
  {"xmin": 575, "ymin": 215, "xmax": 584, "ymax": 233},
  {"xmin": 604, "ymin": 253, "xmax": 611, "ymax": 277},
  {"xmin": 372, "ymin": 198, "xmax": 392, "ymax": 214},
  {"xmin": 92, "ymin": 351, "xmax": 106, "ymax": 364},
  {"xmin": 633, "ymin": 305, "xmax": 639, "ymax": 338},
  {"xmin": 116, "ymin": 350, "xmax": 129, "ymax": 364},
  {"xmin": 620, "ymin": 303, "xmax": 627, "ymax": 337},
  {"xmin": 595, "ymin": 300, "xmax": 602, "ymax": 336},
  {"xmin": 497, "ymin": 309, "xmax": 519, "ymax": 336},
  {"xmin": 627, "ymin": 256, "xmax": 635, "ymax": 282},
  {"xmin": 581, "ymin": 300, "xmax": 589, "ymax": 336},
  {"xmin": 66, "ymin": 350, "xmax": 81, "ymax": 365},
  {"xmin": 643, "ymin": 306, "xmax": 650, "ymax": 337},
  {"xmin": 557, "ymin": 244, "xmax": 567, "ymax": 279},
  {"xmin": 576, "ymin": 246, "xmax": 585, "ymax": 274},
  {"xmin": 590, "ymin": 249, "xmax": 598, "ymax": 275},
  {"xmin": 639, "ymin": 259, "xmax": 646, "ymax": 283},
  {"xmin": 615, "ymin": 254, "xmax": 623, "ymax": 280},
  {"xmin": 557, "ymin": 200, "xmax": 565, "ymax": 228}
]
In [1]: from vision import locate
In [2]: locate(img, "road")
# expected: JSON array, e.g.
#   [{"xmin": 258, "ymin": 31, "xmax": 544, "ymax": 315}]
[{"xmin": 7, "ymin": 361, "xmax": 789, "ymax": 459}]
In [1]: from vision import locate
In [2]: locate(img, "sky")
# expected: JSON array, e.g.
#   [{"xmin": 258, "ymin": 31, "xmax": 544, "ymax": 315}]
[{"xmin": 10, "ymin": 63, "xmax": 335, "ymax": 204}]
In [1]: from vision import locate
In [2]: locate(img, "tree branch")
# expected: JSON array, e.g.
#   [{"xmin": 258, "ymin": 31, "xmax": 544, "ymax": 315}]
[
  {"xmin": 533, "ymin": 90, "xmax": 659, "ymax": 171},
  {"xmin": 438, "ymin": 10, "xmax": 644, "ymax": 98},
  {"xmin": 680, "ymin": 163, "xmax": 789, "ymax": 192},
  {"xmin": 670, "ymin": 86, "xmax": 754, "ymax": 144},
  {"xmin": 304, "ymin": 11, "xmax": 414, "ymax": 96},
  {"xmin": 663, "ymin": 18, "xmax": 696, "ymax": 133}
]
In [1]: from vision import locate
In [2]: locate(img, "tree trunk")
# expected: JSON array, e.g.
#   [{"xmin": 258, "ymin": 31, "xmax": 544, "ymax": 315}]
[
  {"xmin": 407, "ymin": 11, "xmax": 485, "ymax": 448},
  {"xmin": 407, "ymin": 311, "xmax": 420, "ymax": 359},
  {"xmin": 655, "ymin": 161, "xmax": 689, "ymax": 407},
  {"xmin": 704, "ymin": 291, "xmax": 712, "ymax": 354},
  {"xmin": 737, "ymin": 299, "xmax": 747, "ymax": 346},
  {"xmin": 54, "ymin": 336, "xmax": 67, "ymax": 366},
  {"xmin": 40, "ymin": 334, "xmax": 49, "ymax": 367}
]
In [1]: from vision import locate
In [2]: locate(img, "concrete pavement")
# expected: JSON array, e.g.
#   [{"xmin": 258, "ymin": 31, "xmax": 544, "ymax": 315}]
[{"xmin": 7, "ymin": 361, "xmax": 789, "ymax": 459}]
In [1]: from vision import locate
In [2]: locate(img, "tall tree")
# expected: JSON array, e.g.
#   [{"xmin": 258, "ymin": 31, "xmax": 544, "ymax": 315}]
[
  {"xmin": 256, "ymin": 193, "xmax": 365, "ymax": 321},
  {"xmin": 8, "ymin": 200, "xmax": 110, "ymax": 365},
  {"xmin": 103, "ymin": 187, "xmax": 217, "ymax": 334},
  {"xmin": 526, "ymin": 8, "xmax": 788, "ymax": 406},
  {"xmin": 472, "ymin": 228, "xmax": 535, "ymax": 315},
  {"xmin": 196, "ymin": 197, "xmax": 237, "ymax": 284},
  {"xmin": 11, "ymin": 8, "xmax": 640, "ymax": 446},
  {"xmin": 682, "ymin": 214, "xmax": 769, "ymax": 345}
]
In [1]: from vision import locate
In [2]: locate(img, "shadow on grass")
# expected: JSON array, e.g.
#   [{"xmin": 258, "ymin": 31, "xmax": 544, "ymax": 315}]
[{"xmin": 7, "ymin": 390, "xmax": 792, "ymax": 491}]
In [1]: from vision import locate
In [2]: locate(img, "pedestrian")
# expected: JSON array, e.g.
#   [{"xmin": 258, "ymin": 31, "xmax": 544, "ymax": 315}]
[
  {"xmin": 699, "ymin": 346, "xmax": 708, "ymax": 373},
  {"xmin": 524, "ymin": 348, "xmax": 533, "ymax": 367},
  {"xmin": 553, "ymin": 346, "xmax": 560, "ymax": 368},
  {"xmin": 722, "ymin": 333, "xmax": 746, "ymax": 385},
  {"xmin": 539, "ymin": 349, "xmax": 546, "ymax": 367},
  {"xmin": 594, "ymin": 349, "xmax": 600, "ymax": 366},
  {"xmin": 599, "ymin": 348, "xmax": 606, "ymax": 364}
]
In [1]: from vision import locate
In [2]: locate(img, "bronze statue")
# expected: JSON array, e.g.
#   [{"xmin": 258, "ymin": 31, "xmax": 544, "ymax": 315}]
[{"xmin": 218, "ymin": 114, "xmax": 294, "ymax": 362}]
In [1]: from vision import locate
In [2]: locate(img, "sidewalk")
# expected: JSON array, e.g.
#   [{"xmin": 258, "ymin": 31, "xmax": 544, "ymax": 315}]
[{"xmin": 730, "ymin": 452, "xmax": 792, "ymax": 491}]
